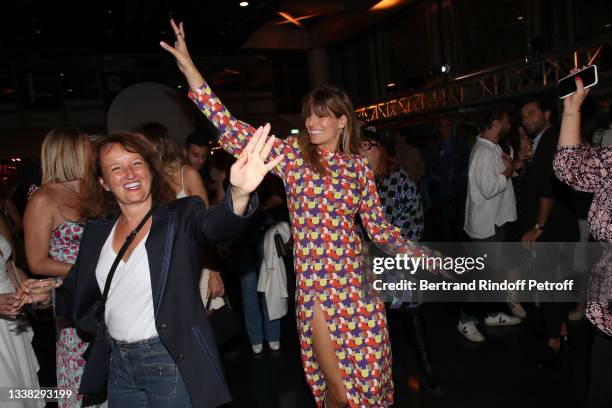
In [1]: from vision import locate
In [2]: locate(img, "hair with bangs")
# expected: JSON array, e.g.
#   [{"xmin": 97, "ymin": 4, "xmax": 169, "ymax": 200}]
[
  {"xmin": 81, "ymin": 133, "xmax": 176, "ymax": 219},
  {"xmin": 299, "ymin": 86, "xmax": 360, "ymax": 175},
  {"xmin": 41, "ymin": 127, "xmax": 87, "ymax": 185}
]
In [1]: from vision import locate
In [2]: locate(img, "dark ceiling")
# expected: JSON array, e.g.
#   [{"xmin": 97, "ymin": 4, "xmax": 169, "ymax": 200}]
[
  {"xmin": 0, "ymin": 0, "xmax": 412, "ymax": 56},
  {"xmin": 0, "ymin": 0, "xmax": 283, "ymax": 54}
]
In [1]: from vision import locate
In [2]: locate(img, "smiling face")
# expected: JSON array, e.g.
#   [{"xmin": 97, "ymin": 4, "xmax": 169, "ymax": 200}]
[
  {"xmin": 98, "ymin": 143, "xmax": 153, "ymax": 209},
  {"xmin": 304, "ymin": 110, "xmax": 347, "ymax": 151}
]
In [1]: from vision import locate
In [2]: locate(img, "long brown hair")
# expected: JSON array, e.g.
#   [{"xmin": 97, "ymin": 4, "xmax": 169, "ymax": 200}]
[
  {"xmin": 131, "ymin": 122, "xmax": 184, "ymax": 174},
  {"xmin": 299, "ymin": 86, "xmax": 360, "ymax": 174},
  {"xmin": 81, "ymin": 133, "xmax": 176, "ymax": 219}
]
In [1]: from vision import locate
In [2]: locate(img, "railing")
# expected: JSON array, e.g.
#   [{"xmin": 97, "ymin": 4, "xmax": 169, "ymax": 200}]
[{"xmin": 356, "ymin": 40, "xmax": 612, "ymax": 124}]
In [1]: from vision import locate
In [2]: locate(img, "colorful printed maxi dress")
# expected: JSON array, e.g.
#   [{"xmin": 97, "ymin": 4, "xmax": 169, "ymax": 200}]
[{"xmin": 189, "ymin": 83, "xmax": 428, "ymax": 407}]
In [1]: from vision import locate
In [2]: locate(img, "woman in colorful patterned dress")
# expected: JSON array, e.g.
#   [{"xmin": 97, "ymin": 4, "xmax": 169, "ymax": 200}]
[
  {"xmin": 161, "ymin": 20, "xmax": 432, "ymax": 407},
  {"xmin": 552, "ymin": 70, "xmax": 612, "ymax": 407},
  {"xmin": 24, "ymin": 128, "xmax": 106, "ymax": 408}
]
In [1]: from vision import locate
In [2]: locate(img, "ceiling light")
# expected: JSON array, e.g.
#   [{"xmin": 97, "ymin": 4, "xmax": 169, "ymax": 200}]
[
  {"xmin": 386, "ymin": 82, "xmax": 396, "ymax": 88},
  {"xmin": 370, "ymin": 0, "xmax": 403, "ymax": 11},
  {"xmin": 273, "ymin": 13, "xmax": 318, "ymax": 26},
  {"xmin": 517, "ymin": 16, "xmax": 524, "ymax": 21},
  {"xmin": 440, "ymin": 64, "xmax": 451, "ymax": 74},
  {"xmin": 290, "ymin": 129, "xmax": 299, "ymax": 134},
  {"xmin": 278, "ymin": 12, "xmax": 304, "ymax": 28},
  {"xmin": 239, "ymin": 2, "xmax": 249, "ymax": 7},
  {"xmin": 606, "ymin": 23, "xmax": 611, "ymax": 28}
]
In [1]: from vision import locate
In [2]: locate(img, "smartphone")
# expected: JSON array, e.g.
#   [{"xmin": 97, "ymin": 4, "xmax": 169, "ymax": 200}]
[{"xmin": 558, "ymin": 65, "xmax": 598, "ymax": 99}]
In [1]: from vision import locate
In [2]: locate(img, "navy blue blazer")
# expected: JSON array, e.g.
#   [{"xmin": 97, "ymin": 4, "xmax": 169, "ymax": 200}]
[{"xmin": 57, "ymin": 191, "xmax": 258, "ymax": 408}]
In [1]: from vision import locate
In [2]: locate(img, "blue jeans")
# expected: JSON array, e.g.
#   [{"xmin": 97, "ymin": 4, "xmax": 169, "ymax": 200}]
[
  {"xmin": 238, "ymin": 226, "xmax": 281, "ymax": 346},
  {"xmin": 108, "ymin": 336, "xmax": 191, "ymax": 408}
]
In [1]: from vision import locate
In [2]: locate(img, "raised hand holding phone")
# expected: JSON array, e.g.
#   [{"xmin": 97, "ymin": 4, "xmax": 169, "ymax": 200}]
[{"xmin": 558, "ymin": 65, "xmax": 597, "ymax": 100}]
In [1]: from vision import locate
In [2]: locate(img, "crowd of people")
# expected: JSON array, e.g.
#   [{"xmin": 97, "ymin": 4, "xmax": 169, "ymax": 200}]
[{"xmin": 0, "ymin": 20, "xmax": 610, "ymax": 408}]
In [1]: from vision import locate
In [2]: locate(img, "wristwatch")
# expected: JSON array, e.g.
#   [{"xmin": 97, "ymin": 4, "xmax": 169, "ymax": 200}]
[{"xmin": 534, "ymin": 223, "xmax": 545, "ymax": 231}]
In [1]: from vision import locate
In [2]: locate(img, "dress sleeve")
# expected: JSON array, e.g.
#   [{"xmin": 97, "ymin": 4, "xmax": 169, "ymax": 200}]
[
  {"xmin": 357, "ymin": 158, "xmax": 432, "ymax": 260},
  {"xmin": 396, "ymin": 170, "xmax": 425, "ymax": 242},
  {"xmin": 188, "ymin": 81, "xmax": 297, "ymax": 179},
  {"xmin": 553, "ymin": 144, "xmax": 612, "ymax": 193}
]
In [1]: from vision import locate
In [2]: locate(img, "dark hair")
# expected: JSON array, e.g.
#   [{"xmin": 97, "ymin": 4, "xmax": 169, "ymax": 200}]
[
  {"xmin": 131, "ymin": 122, "xmax": 183, "ymax": 173},
  {"xmin": 184, "ymin": 129, "xmax": 212, "ymax": 149},
  {"xmin": 299, "ymin": 86, "xmax": 360, "ymax": 175},
  {"xmin": 81, "ymin": 133, "xmax": 176, "ymax": 219},
  {"xmin": 520, "ymin": 97, "xmax": 555, "ymax": 116},
  {"xmin": 360, "ymin": 127, "xmax": 393, "ymax": 177},
  {"xmin": 476, "ymin": 107, "xmax": 507, "ymax": 133}
]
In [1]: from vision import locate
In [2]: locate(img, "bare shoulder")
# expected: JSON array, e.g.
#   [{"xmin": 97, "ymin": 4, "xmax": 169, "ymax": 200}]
[
  {"xmin": 183, "ymin": 165, "xmax": 203, "ymax": 182},
  {"xmin": 28, "ymin": 186, "xmax": 56, "ymax": 208},
  {"xmin": 24, "ymin": 187, "xmax": 59, "ymax": 224}
]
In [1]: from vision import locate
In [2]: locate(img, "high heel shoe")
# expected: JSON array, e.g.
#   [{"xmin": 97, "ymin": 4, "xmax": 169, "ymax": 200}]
[{"xmin": 409, "ymin": 310, "xmax": 447, "ymax": 398}]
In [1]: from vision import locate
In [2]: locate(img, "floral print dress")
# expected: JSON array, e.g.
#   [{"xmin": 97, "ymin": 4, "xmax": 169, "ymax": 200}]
[
  {"xmin": 50, "ymin": 221, "xmax": 106, "ymax": 407},
  {"xmin": 189, "ymin": 82, "xmax": 431, "ymax": 407},
  {"xmin": 553, "ymin": 144, "xmax": 612, "ymax": 336}
]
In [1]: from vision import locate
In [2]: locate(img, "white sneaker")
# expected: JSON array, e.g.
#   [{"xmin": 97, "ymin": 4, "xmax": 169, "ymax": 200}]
[
  {"xmin": 268, "ymin": 341, "xmax": 280, "ymax": 351},
  {"xmin": 251, "ymin": 344, "xmax": 263, "ymax": 354},
  {"xmin": 484, "ymin": 312, "xmax": 521, "ymax": 326},
  {"xmin": 508, "ymin": 302, "xmax": 527, "ymax": 319},
  {"xmin": 457, "ymin": 320, "xmax": 485, "ymax": 342}
]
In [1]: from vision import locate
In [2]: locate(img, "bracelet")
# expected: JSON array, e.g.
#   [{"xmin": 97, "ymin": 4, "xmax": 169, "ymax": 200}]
[{"xmin": 562, "ymin": 110, "xmax": 580, "ymax": 117}]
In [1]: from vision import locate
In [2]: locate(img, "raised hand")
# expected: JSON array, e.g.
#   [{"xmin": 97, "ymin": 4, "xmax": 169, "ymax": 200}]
[
  {"xmin": 229, "ymin": 123, "xmax": 284, "ymax": 197},
  {"xmin": 159, "ymin": 19, "xmax": 205, "ymax": 90},
  {"xmin": 564, "ymin": 67, "xmax": 591, "ymax": 113}
]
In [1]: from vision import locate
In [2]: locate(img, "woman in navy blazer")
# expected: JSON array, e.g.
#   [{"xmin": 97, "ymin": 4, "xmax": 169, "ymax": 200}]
[{"xmin": 56, "ymin": 128, "xmax": 282, "ymax": 407}]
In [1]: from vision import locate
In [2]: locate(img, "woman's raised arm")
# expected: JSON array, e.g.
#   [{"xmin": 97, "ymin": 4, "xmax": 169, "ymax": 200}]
[{"xmin": 161, "ymin": 20, "xmax": 294, "ymax": 179}]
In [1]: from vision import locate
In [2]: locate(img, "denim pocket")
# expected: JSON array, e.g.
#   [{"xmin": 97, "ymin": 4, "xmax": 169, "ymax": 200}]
[{"xmin": 143, "ymin": 363, "xmax": 178, "ymax": 397}]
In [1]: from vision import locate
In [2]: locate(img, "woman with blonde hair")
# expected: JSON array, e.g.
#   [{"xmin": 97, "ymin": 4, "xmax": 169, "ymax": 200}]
[
  {"xmin": 162, "ymin": 20, "xmax": 436, "ymax": 408},
  {"xmin": 24, "ymin": 128, "xmax": 105, "ymax": 408}
]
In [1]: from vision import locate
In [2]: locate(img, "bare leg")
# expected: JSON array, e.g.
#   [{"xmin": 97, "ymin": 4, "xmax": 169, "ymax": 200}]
[{"xmin": 312, "ymin": 299, "xmax": 349, "ymax": 408}]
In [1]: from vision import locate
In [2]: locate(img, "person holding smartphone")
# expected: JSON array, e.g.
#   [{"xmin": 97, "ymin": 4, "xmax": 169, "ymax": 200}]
[{"xmin": 553, "ymin": 68, "xmax": 612, "ymax": 407}]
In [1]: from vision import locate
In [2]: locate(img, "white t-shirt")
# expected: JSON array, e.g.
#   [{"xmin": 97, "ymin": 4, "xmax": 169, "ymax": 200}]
[
  {"xmin": 464, "ymin": 137, "xmax": 517, "ymax": 239},
  {"xmin": 95, "ymin": 222, "xmax": 158, "ymax": 342}
]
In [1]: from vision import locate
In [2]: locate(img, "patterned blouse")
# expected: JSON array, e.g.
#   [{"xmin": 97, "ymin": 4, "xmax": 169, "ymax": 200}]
[
  {"xmin": 377, "ymin": 168, "xmax": 424, "ymax": 242},
  {"xmin": 553, "ymin": 144, "xmax": 612, "ymax": 336}
]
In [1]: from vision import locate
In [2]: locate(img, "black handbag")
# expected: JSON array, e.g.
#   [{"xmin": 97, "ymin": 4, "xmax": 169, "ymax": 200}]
[
  {"xmin": 205, "ymin": 295, "xmax": 240, "ymax": 346},
  {"xmin": 78, "ymin": 209, "xmax": 153, "ymax": 394}
]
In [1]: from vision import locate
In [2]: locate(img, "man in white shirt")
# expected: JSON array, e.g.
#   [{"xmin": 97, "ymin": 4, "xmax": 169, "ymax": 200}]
[
  {"xmin": 458, "ymin": 108, "xmax": 521, "ymax": 342},
  {"xmin": 465, "ymin": 109, "xmax": 517, "ymax": 239}
]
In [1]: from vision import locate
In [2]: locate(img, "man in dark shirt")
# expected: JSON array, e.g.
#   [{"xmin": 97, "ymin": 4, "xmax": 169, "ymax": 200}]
[{"xmin": 521, "ymin": 98, "xmax": 578, "ymax": 364}]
